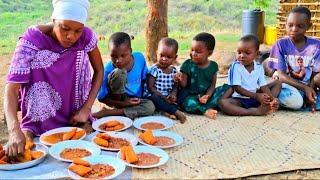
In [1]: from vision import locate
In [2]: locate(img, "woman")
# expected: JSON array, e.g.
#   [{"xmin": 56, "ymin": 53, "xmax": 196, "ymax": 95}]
[{"xmin": 4, "ymin": 0, "xmax": 104, "ymax": 157}]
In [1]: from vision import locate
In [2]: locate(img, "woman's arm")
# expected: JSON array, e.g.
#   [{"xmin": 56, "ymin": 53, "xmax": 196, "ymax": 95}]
[
  {"xmin": 71, "ymin": 46, "xmax": 104, "ymax": 125},
  {"xmin": 4, "ymin": 83, "xmax": 26, "ymax": 156},
  {"xmin": 84, "ymin": 46, "xmax": 104, "ymax": 109}
]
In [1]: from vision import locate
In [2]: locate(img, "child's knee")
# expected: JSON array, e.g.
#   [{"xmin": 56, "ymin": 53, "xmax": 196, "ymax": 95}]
[
  {"xmin": 141, "ymin": 99, "xmax": 155, "ymax": 115},
  {"xmin": 108, "ymin": 68, "xmax": 127, "ymax": 94}
]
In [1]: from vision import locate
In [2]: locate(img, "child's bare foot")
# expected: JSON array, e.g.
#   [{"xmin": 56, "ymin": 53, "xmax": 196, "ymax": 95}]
[
  {"xmin": 204, "ymin": 109, "xmax": 218, "ymax": 119},
  {"xmin": 92, "ymin": 107, "xmax": 107, "ymax": 118},
  {"xmin": 257, "ymin": 104, "xmax": 272, "ymax": 115},
  {"xmin": 175, "ymin": 110, "xmax": 186, "ymax": 124},
  {"xmin": 270, "ymin": 98, "xmax": 279, "ymax": 112},
  {"xmin": 169, "ymin": 114, "xmax": 177, "ymax": 120},
  {"xmin": 160, "ymin": 111, "xmax": 176, "ymax": 120}
]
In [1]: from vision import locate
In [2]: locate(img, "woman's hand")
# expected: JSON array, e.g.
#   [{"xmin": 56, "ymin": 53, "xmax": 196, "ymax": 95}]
[
  {"xmin": 6, "ymin": 128, "xmax": 26, "ymax": 157},
  {"xmin": 70, "ymin": 106, "xmax": 91, "ymax": 126}
]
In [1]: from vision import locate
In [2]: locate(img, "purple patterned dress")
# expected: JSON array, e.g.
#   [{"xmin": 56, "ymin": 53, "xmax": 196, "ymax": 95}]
[{"xmin": 7, "ymin": 26, "xmax": 97, "ymax": 136}]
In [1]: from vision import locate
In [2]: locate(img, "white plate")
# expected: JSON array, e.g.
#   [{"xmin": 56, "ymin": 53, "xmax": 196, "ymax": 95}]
[
  {"xmin": 133, "ymin": 116, "xmax": 174, "ymax": 131},
  {"xmin": 92, "ymin": 132, "xmax": 138, "ymax": 151},
  {"xmin": 0, "ymin": 143, "xmax": 48, "ymax": 171},
  {"xmin": 49, "ymin": 140, "xmax": 101, "ymax": 162},
  {"xmin": 39, "ymin": 127, "xmax": 86, "ymax": 146},
  {"xmin": 116, "ymin": 145, "xmax": 169, "ymax": 168},
  {"xmin": 138, "ymin": 130, "xmax": 183, "ymax": 149},
  {"xmin": 68, "ymin": 155, "xmax": 126, "ymax": 179},
  {"xmin": 92, "ymin": 116, "xmax": 133, "ymax": 132}
]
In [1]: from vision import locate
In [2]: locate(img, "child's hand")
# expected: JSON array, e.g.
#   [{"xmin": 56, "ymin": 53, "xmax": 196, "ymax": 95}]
[
  {"xmin": 256, "ymin": 93, "xmax": 271, "ymax": 105},
  {"xmin": 173, "ymin": 72, "xmax": 183, "ymax": 83},
  {"xmin": 304, "ymin": 86, "xmax": 317, "ymax": 103},
  {"xmin": 199, "ymin": 95, "xmax": 209, "ymax": 104},
  {"xmin": 166, "ymin": 94, "xmax": 177, "ymax": 104},
  {"xmin": 127, "ymin": 97, "xmax": 141, "ymax": 106}
]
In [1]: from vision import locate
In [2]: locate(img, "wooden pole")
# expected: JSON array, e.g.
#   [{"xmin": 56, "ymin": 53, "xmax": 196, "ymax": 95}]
[{"xmin": 145, "ymin": 0, "xmax": 168, "ymax": 64}]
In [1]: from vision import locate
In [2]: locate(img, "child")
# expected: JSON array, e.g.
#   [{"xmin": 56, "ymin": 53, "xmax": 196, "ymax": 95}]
[
  {"xmin": 4, "ymin": 0, "xmax": 104, "ymax": 157},
  {"xmin": 219, "ymin": 34, "xmax": 281, "ymax": 116},
  {"xmin": 174, "ymin": 32, "xmax": 229, "ymax": 119},
  {"xmin": 94, "ymin": 32, "xmax": 155, "ymax": 119},
  {"xmin": 268, "ymin": 6, "xmax": 320, "ymax": 111},
  {"xmin": 144, "ymin": 37, "xmax": 187, "ymax": 123}
]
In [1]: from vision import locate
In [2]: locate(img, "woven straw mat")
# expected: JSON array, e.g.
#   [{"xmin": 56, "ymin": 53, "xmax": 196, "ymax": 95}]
[{"xmin": 132, "ymin": 111, "xmax": 320, "ymax": 179}]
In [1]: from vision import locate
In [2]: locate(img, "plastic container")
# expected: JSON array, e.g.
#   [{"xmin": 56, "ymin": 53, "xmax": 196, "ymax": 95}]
[
  {"xmin": 242, "ymin": 9, "xmax": 265, "ymax": 44},
  {"xmin": 264, "ymin": 25, "xmax": 277, "ymax": 45}
]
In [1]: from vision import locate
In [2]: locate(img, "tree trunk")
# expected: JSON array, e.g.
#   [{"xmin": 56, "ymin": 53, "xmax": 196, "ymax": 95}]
[{"xmin": 145, "ymin": 0, "xmax": 168, "ymax": 64}]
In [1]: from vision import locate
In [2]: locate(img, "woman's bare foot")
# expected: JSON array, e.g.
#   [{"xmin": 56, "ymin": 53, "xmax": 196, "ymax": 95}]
[
  {"xmin": 175, "ymin": 110, "xmax": 187, "ymax": 124},
  {"xmin": 204, "ymin": 109, "xmax": 218, "ymax": 119}
]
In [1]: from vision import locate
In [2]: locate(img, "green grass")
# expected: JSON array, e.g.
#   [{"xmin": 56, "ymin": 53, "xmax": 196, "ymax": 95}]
[{"xmin": 0, "ymin": 0, "xmax": 278, "ymax": 56}]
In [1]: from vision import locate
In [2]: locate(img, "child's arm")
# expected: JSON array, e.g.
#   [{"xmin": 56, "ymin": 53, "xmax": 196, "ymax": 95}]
[
  {"xmin": 147, "ymin": 74, "xmax": 165, "ymax": 98},
  {"xmin": 199, "ymin": 74, "xmax": 217, "ymax": 104},
  {"xmin": 203, "ymin": 73, "xmax": 217, "ymax": 99},
  {"xmin": 174, "ymin": 72, "xmax": 187, "ymax": 88},
  {"xmin": 278, "ymin": 70, "xmax": 316, "ymax": 104},
  {"xmin": 167, "ymin": 82, "xmax": 178, "ymax": 103},
  {"xmin": 233, "ymin": 85, "xmax": 270, "ymax": 104}
]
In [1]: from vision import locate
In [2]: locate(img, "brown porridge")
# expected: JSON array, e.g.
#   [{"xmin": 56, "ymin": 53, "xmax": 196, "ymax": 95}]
[
  {"xmin": 140, "ymin": 122, "xmax": 165, "ymax": 130},
  {"xmin": 60, "ymin": 148, "xmax": 91, "ymax": 160}
]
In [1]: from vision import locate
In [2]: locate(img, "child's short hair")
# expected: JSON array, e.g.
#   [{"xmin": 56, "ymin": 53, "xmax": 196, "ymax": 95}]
[
  {"xmin": 159, "ymin": 37, "xmax": 179, "ymax": 54},
  {"xmin": 109, "ymin": 32, "xmax": 131, "ymax": 47},
  {"xmin": 240, "ymin": 34, "xmax": 260, "ymax": 50},
  {"xmin": 289, "ymin": 6, "xmax": 311, "ymax": 21},
  {"xmin": 193, "ymin": 32, "xmax": 215, "ymax": 51}
]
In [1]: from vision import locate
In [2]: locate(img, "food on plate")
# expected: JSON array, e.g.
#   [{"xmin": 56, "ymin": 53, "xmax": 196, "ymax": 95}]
[
  {"xmin": 140, "ymin": 122, "xmax": 165, "ymax": 130},
  {"xmin": 0, "ymin": 140, "xmax": 44, "ymax": 165},
  {"xmin": 60, "ymin": 148, "xmax": 91, "ymax": 160},
  {"xmin": 41, "ymin": 128, "xmax": 85, "ymax": 144},
  {"xmin": 153, "ymin": 136, "xmax": 175, "ymax": 146},
  {"xmin": 120, "ymin": 145, "xmax": 160, "ymax": 166},
  {"xmin": 120, "ymin": 145, "xmax": 138, "ymax": 164},
  {"xmin": 62, "ymin": 128, "xmax": 78, "ymax": 141},
  {"xmin": 94, "ymin": 133, "xmax": 130, "ymax": 149},
  {"xmin": 69, "ymin": 158, "xmax": 115, "ymax": 178},
  {"xmin": 99, "ymin": 121, "xmax": 125, "ymax": 131},
  {"xmin": 139, "ymin": 129, "xmax": 157, "ymax": 145},
  {"xmin": 134, "ymin": 153, "xmax": 161, "ymax": 166}
]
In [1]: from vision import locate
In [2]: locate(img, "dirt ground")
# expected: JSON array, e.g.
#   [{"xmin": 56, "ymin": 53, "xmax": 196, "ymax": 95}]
[{"xmin": 0, "ymin": 54, "xmax": 319, "ymax": 178}]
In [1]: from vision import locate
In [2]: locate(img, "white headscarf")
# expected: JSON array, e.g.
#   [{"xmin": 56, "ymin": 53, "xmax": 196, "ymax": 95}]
[{"xmin": 51, "ymin": 0, "xmax": 89, "ymax": 24}]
